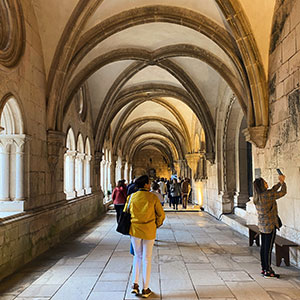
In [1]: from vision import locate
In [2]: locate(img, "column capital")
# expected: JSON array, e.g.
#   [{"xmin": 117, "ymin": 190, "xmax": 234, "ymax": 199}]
[
  {"xmin": 185, "ymin": 152, "xmax": 203, "ymax": 174},
  {"xmin": 47, "ymin": 130, "xmax": 65, "ymax": 172},
  {"xmin": 243, "ymin": 126, "xmax": 268, "ymax": 148}
]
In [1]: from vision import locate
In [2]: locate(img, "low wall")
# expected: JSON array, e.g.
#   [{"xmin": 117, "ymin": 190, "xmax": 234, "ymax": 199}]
[{"xmin": 0, "ymin": 193, "xmax": 105, "ymax": 281}]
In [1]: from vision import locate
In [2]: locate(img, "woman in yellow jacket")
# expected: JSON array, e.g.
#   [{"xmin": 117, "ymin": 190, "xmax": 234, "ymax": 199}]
[{"xmin": 125, "ymin": 175, "xmax": 165, "ymax": 298}]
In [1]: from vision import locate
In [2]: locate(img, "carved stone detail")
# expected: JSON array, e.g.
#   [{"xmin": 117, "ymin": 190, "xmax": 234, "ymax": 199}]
[
  {"xmin": 243, "ymin": 126, "xmax": 269, "ymax": 148},
  {"xmin": 185, "ymin": 153, "xmax": 203, "ymax": 177},
  {"xmin": 0, "ymin": 0, "xmax": 25, "ymax": 67}
]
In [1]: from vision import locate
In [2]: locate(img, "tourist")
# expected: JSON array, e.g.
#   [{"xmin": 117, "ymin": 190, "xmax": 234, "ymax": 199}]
[
  {"xmin": 125, "ymin": 175, "xmax": 165, "ymax": 298},
  {"xmin": 112, "ymin": 180, "xmax": 127, "ymax": 222},
  {"xmin": 253, "ymin": 174, "xmax": 287, "ymax": 278}
]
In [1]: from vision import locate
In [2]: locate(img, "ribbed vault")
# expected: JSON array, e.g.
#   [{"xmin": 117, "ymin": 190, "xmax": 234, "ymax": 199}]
[{"xmin": 37, "ymin": 0, "xmax": 274, "ymax": 177}]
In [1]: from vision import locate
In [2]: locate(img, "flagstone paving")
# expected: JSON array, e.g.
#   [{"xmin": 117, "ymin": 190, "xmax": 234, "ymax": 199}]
[{"xmin": 1, "ymin": 210, "xmax": 300, "ymax": 300}]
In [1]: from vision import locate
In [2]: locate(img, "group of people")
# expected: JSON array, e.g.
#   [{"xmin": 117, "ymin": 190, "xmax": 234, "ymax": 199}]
[
  {"xmin": 112, "ymin": 171, "xmax": 288, "ymax": 297},
  {"xmin": 149, "ymin": 177, "xmax": 191, "ymax": 210}
]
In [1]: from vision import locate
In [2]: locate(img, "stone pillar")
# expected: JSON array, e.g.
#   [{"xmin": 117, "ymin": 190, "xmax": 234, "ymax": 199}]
[
  {"xmin": 186, "ymin": 153, "xmax": 203, "ymax": 205},
  {"xmin": 127, "ymin": 163, "xmax": 132, "ymax": 183},
  {"xmin": 93, "ymin": 151, "xmax": 102, "ymax": 193},
  {"xmin": 64, "ymin": 150, "xmax": 76, "ymax": 199},
  {"xmin": 110, "ymin": 156, "xmax": 117, "ymax": 189},
  {"xmin": 47, "ymin": 130, "xmax": 66, "ymax": 202},
  {"xmin": 14, "ymin": 137, "xmax": 26, "ymax": 200},
  {"xmin": 121, "ymin": 159, "xmax": 126, "ymax": 180},
  {"xmin": 0, "ymin": 140, "xmax": 11, "ymax": 200},
  {"xmin": 75, "ymin": 153, "xmax": 85, "ymax": 197},
  {"xmin": 84, "ymin": 153, "xmax": 92, "ymax": 194},
  {"xmin": 173, "ymin": 161, "xmax": 180, "ymax": 177},
  {"xmin": 185, "ymin": 153, "xmax": 202, "ymax": 180}
]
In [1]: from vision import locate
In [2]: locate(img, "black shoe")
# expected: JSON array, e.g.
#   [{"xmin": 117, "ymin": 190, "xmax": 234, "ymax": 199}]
[
  {"xmin": 131, "ymin": 283, "xmax": 139, "ymax": 294},
  {"xmin": 264, "ymin": 270, "xmax": 280, "ymax": 278},
  {"xmin": 142, "ymin": 288, "xmax": 152, "ymax": 298}
]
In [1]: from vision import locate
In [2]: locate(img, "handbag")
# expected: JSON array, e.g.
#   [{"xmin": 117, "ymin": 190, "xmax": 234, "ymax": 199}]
[{"xmin": 116, "ymin": 195, "xmax": 132, "ymax": 235}]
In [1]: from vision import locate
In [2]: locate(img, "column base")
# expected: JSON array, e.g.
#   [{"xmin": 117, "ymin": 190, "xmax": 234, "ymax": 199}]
[
  {"xmin": 84, "ymin": 187, "xmax": 92, "ymax": 194},
  {"xmin": 65, "ymin": 191, "xmax": 76, "ymax": 200},
  {"xmin": 76, "ymin": 189, "xmax": 85, "ymax": 197}
]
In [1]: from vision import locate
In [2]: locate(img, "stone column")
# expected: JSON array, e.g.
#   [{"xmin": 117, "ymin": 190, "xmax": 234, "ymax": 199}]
[
  {"xmin": 75, "ymin": 153, "xmax": 85, "ymax": 197},
  {"xmin": 84, "ymin": 153, "xmax": 92, "ymax": 194},
  {"xmin": 0, "ymin": 139, "xmax": 11, "ymax": 200},
  {"xmin": 185, "ymin": 153, "xmax": 203, "ymax": 205},
  {"xmin": 173, "ymin": 161, "xmax": 180, "ymax": 177},
  {"xmin": 93, "ymin": 151, "xmax": 102, "ymax": 193},
  {"xmin": 121, "ymin": 159, "xmax": 126, "ymax": 180},
  {"xmin": 64, "ymin": 150, "xmax": 76, "ymax": 199},
  {"xmin": 110, "ymin": 156, "xmax": 117, "ymax": 190},
  {"xmin": 185, "ymin": 153, "xmax": 202, "ymax": 180},
  {"xmin": 14, "ymin": 136, "xmax": 26, "ymax": 200},
  {"xmin": 127, "ymin": 163, "xmax": 132, "ymax": 183}
]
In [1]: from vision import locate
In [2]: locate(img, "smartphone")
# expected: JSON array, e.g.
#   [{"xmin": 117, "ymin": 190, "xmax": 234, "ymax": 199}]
[{"xmin": 276, "ymin": 168, "xmax": 283, "ymax": 175}]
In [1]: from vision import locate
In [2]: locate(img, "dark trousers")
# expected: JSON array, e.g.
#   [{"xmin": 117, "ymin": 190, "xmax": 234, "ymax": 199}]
[
  {"xmin": 182, "ymin": 194, "xmax": 188, "ymax": 208},
  {"xmin": 260, "ymin": 229, "xmax": 276, "ymax": 271},
  {"xmin": 114, "ymin": 204, "xmax": 125, "ymax": 223},
  {"xmin": 171, "ymin": 196, "xmax": 180, "ymax": 209}
]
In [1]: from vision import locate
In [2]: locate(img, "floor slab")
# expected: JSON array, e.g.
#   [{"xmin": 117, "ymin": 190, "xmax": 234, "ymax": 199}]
[{"xmin": 1, "ymin": 211, "xmax": 300, "ymax": 300}]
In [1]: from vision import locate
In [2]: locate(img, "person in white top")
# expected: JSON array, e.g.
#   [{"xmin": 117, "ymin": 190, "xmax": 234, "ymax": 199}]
[
  {"xmin": 150, "ymin": 182, "xmax": 164, "ymax": 206},
  {"xmin": 158, "ymin": 178, "xmax": 167, "ymax": 196}
]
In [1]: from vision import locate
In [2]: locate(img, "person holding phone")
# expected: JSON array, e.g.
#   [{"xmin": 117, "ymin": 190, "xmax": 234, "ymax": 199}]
[{"xmin": 253, "ymin": 172, "xmax": 287, "ymax": 278}]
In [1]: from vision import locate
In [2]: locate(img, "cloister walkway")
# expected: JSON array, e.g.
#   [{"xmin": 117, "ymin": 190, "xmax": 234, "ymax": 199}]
[{"xmin": 1, "ymin": 210, "xmax": 300, "ymax": 300}]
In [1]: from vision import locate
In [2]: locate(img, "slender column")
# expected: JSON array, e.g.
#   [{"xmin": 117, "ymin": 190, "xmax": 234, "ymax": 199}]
[
  {"xmin": 14, "ymin": 138, "xmax": 26, "ymax": 200},
  {"xmin": 84, "ymin": 154, "xmax": 92, "ymax": 194},
  {"xmin": 0, "ymin": 141, "xmax": 11, "ymax": 200},
  {"xmin": 75, "ymin": 153, "xmax": 85, "ymax": 197},
  {"xmin": 65, "ymin": 150, "xmax": 76, "ymax": 199}
]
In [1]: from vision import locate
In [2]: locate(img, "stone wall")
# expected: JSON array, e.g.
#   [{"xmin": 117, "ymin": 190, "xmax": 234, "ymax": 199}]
[
  {"xmin": 0, "ymin": 194, "xmax": 104, "ymax": 281},
  {"xmin": 133, "ymin": 149, "xmax": 170, "ymax": 179},
  {"xmin": 250, "ymin": 0, "xmax": 300, "ymax": 266},
  {"xmin": 0, "ymin": 1, "xmax": 106, "ymax": 281}
]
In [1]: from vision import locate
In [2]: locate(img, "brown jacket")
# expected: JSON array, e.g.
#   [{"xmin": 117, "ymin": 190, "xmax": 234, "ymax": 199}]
[{"xmin": 254, "ymin": 182, "xmax": 287, "ymax": 233}]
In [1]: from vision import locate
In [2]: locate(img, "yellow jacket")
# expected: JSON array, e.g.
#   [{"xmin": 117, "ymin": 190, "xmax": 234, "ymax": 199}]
[{"xmin": 124, "ymin": 189, "xmax": 165, "ymax": 240}]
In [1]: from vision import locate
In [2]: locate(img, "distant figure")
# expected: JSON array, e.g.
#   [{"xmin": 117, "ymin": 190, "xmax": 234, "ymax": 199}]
[
  {"xmin": 253, "ymin": 174, "xmax": 287, "ymax": 278},
  {"xmin": 127, "ymin": 177, "xmax": 138, "ymax": 196},
  {"xmin": 112, "ymin": 180, "xmax": 127, "ymax": 222},
  {"xmin": 181, "ymin": 178, "xmax": 191, "ymax": 209},
  {"xmin": 170, "ymin": 178, "xmax": 181, "ymax": 210},
  {"xmin": 124, "ymin": 175, "xmax": 165, "ymax": 298},
  {"xmin": 151, "ymin": 182, "xmax": 164, "ymax": 206},
  {"xmin": 158, "ymin": 177, "xmax": 167, "ymax": 197}
]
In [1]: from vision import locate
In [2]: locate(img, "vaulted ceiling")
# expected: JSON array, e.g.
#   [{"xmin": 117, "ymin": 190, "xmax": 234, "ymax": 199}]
[{"xmin": 31, "ymin": 0, "xmax": 276, "ymax": 164}]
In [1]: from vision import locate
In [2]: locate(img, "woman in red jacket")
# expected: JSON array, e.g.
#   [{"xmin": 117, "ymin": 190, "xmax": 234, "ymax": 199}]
[{"xmin": 112, "ymin": 180, "xmax": 127, "ymax": 222}]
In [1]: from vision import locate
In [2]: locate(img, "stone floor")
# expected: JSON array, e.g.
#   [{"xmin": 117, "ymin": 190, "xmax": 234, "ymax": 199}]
[{"xmin": 1, "ymin": 209, "xmax": 300, "ymax": 300}]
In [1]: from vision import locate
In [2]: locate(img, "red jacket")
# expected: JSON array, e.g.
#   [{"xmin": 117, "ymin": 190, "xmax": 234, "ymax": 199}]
[{"xmin": 112, "ymin": 186, "xmax": 127, "ymax": 205}]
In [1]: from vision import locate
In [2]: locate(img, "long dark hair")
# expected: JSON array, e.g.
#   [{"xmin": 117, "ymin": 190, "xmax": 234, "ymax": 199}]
[{"xmin": 253, "ymin": 177, "xmax": 266, "ymax": 204}]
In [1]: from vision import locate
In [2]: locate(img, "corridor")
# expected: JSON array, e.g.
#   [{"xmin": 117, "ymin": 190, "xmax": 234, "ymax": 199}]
[{"xmin": 1, "ymin": 211, "xmax": 300, "ymax": 300}]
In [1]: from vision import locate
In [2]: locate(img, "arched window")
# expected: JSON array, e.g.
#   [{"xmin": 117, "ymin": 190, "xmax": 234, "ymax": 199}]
[
  {"xmin": 0, "ymin": 97, "xmax": 26, "ymax": 213},
  {"xmin": 75, "ymin": 134, "xmax": 85, "ymax": 197},
  {"xmin": 64, "ymin": 128, "xmax": 76, "ymax": 199},
  {"xmin": 84, "ymin": 137, "xmax": 91, "ymax": 194}
]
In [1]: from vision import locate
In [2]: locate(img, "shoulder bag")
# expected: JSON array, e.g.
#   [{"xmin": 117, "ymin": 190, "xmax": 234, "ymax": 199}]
[{"xmin": 116, "ymin": 194, "xmax": 133, "ymax": 235}]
